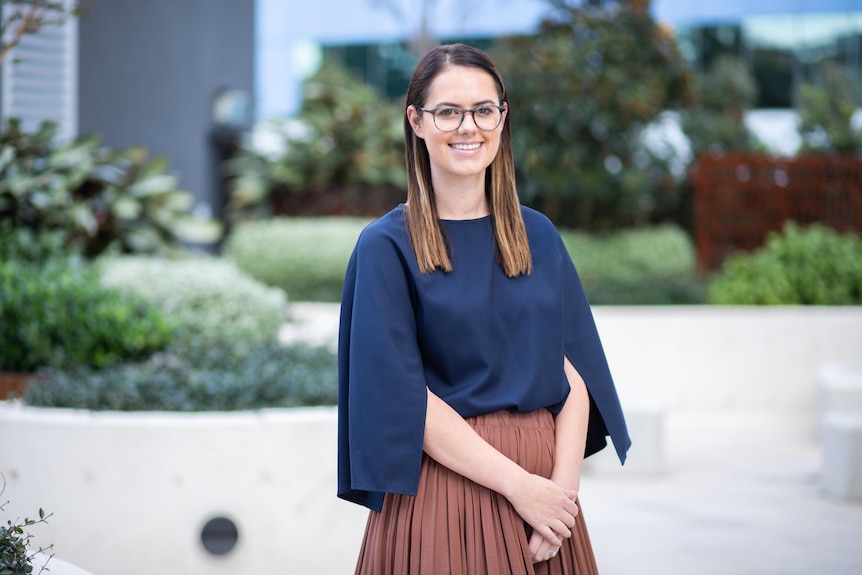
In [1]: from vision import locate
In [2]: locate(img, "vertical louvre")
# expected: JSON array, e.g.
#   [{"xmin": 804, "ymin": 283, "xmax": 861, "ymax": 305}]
[{"xmin": 1, "ymin": 7, "xmax": 77, "ymax": 142}]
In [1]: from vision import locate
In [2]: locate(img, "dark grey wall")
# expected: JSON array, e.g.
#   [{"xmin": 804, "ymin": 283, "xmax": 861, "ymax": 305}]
[{"xmin": 78, "ymin": 0, "xmax": 255, "ymax": 214}]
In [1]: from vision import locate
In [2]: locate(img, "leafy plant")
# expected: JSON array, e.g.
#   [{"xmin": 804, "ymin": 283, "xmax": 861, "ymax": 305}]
[
  {"xmin": 492, "ymin": 0, "xmax": 694, "ymax": 229},
  {"xmin": 225, "ymin": 215, "xmax": 702, "ymax": 305},
  {"xmin": 561, "ymin": 223, "xmax": 705, "ymax": 305},
  {"xmin": 98, "ymin": 256, "xmax": 288, "ymax": 355},
  {"xmin": 0, "ymin": 475, "xmax": 53, "ymax": 575},
  {"xmin": 227, "ymin": 60, "xmax": 406, "ymax": 219},
  {"xmin": 680, "ymin": 54, "xmax": 760, "ymax": 156},
  {"xmin": 0, "ymin": 119, "xmax": 199, "ymax": 259},
  {"xmin": 0, "ymin": 257, "xmax": 174, "ymax": 372},
  {"xmin": 224, "ymin": 217, "xmax": 370, "ymax": 302},
  {"xmin": 25, "ymin": 344, "xmax": 338, "ymax": 411},
  {"xmin": 708, "ymin": 222, "xmax": 862, "ymax": 305},
  {"xmin": 797, "ymin": 62, "xmax": 862, "ymax": 154}
]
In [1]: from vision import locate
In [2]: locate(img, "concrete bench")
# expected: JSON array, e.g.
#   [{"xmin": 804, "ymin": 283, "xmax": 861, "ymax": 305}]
[
  {"xmin": 821, "ymin": 411, "xmax": 862, "ymax": 500},
  {"xmin": 582, "ymin": 397, "xmax": 665, "ymax": 476},
  {"xmin": 818, "ymin": 363, "xmax": 862, "ymax": 422}
]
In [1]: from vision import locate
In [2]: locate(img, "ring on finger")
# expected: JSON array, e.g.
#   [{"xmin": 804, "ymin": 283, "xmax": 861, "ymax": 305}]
[{"xmin": 547, "ymin": 548, "xmax": 558, "ymax": 558}]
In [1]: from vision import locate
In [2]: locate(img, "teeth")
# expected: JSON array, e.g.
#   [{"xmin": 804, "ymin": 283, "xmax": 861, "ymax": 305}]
[{"xmin": 452, "ymin": 143, "xmax": 481, "ymax": 150}]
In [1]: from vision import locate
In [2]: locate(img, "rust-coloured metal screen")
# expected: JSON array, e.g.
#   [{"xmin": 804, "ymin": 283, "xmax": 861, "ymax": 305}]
[{"xmin": 692, "ymin": 154, "xmax": 862, "ymax": 273}]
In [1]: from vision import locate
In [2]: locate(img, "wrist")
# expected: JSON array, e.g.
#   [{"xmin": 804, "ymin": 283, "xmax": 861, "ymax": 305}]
[{"xmin": 500, "ymin": 465, "xmax": 530, "ymax": 501}]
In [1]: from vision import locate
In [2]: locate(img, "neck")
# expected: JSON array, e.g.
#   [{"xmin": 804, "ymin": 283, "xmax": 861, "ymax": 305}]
[{"xmin": 432, "ymin": 171, "xmax": 489, "ymax": 220}]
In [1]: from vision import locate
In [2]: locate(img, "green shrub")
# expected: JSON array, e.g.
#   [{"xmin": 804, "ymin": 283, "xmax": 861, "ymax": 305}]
[
  {"xmin": 0, "ymin": 258, "xmax": 173, "ymax": 372},
  {"xmin": 228, "ymin": 60, "xmax": 406, "ymax": 219},
  {"xmin": 224, "ymin": 217, "xmax": 370, "ymax": 301},
  {"xmin": 0, "ymin": 119, "xmax": 202, "ymax": 259},
  {"xmin": 98, "ymin": 256, "xmax": 288, "ymax": 354},
  {"xmin": 708, "ymin": 222, "xmax": 862, "ymax": 305},
  {"xmin": 25, "ymin": 344, "xmax": 338, "ymax": 411},
  {"xmin": 561, "ymin": 224, "xmax": 705, "ymax": 305}
]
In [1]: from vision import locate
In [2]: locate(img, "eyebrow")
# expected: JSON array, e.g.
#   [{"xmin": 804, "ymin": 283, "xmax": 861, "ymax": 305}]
[{"xmin": 431, "ymin": 99, "xmax": 498, "ymax": 108}]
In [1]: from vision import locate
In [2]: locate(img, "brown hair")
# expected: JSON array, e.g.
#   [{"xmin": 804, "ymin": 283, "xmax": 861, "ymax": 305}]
[{"xmin": 403, "ymin": 43, "xmax": 531, "ymax": 277}]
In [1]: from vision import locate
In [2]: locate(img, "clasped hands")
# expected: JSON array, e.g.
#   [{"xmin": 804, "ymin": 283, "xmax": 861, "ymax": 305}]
[{"xmin": 508, "ymin": 473, "xmax": 579, "ymax": 564}]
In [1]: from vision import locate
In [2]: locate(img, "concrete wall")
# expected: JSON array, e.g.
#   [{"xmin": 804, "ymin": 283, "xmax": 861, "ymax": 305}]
[
  {"xmin": 2, "ymin": 307, "xmax": 861, "ymax": 574},
  {"xmin": 0, "ymin": 405, "xmax": 368, "ymax": 575},
  {"xmin": 77, "ymin": 0, "xmax": 255, "ymax": 214},
  {"xmin": 593, "ymin": 306, "xmax": 862, "ymax": 411}
]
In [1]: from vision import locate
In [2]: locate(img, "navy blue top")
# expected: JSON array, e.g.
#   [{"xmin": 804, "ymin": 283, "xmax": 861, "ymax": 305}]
[{"xmin": 338, "ymin": 204, "xmax": 630, "ymax": 510}]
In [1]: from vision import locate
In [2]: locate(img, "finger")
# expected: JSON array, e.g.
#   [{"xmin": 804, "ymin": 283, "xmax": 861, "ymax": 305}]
[
  {"xmin": 549, "ymin": 519, "xmax": 572, "ymax": 540},
  {"xmin": 540, "ymin": 525, "xmax": 563, "ymax": 548},
  {"xmin": 529, "ymin": 533, "xmax": 552, "ymax": 564},
  {"xmin": 562, "ymin": 497, "xmax": 579, "ymax": 518}
]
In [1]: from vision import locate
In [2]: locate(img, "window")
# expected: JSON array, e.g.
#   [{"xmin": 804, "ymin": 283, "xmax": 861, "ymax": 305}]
[{"xmin": 1, "ymin": 9, "xmax": 78, "ymax": 142}]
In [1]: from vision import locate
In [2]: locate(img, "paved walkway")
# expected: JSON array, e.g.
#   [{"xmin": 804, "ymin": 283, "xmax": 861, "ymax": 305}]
[{"xmin": 284, "ymin": 303, "xmax": 862, "ymax": 574}]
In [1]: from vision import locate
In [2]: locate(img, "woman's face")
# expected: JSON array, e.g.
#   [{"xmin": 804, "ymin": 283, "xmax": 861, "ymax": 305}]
[{"xmin": 407, "ymin": 65, "xmax": 506, "ymax": 186}]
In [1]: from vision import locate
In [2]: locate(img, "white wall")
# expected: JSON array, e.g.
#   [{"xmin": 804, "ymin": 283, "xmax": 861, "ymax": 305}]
[{"xmin": 594, "ymin": 306, "xmax": 862, "ymax": 411}]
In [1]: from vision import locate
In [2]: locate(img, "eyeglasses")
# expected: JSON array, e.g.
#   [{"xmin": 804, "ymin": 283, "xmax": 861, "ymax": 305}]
[{"xmin": 416, "ymin": 104, "xmax": 506, "ymax": 132}]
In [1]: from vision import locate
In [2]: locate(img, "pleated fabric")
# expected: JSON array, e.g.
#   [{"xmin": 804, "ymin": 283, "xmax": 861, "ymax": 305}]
[{"xmin": 354, "ymin": 409, "xmax": 600, "ymax": 575}]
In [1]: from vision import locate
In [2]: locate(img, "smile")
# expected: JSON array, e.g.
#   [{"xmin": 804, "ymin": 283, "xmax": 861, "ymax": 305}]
[{"xmin": 450, "ymin": 143, "xmax": 482, "ymax": 151}]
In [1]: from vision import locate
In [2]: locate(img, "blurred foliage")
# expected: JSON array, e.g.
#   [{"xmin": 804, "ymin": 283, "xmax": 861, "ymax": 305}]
[
  {"xmin": 561, "ymin": 223, "xmax": 705, "ymax": 304},
  {"xmin": 0, "ymin": 119, "xmax": 199, "ymax": 259},
  {"xmin": 680, "ymin": 54, "xmax": 760, "ymax": 156},
  {"xmin": 225, "ymin": 216, "xmax": 702, "ymax": 304},
  {"xmin": 492, "ymin": 0, "xmax": 695, "ymax": 230},
  {"xmin": 0, "ymin": 257, "xmax": 174, "ymax": 372},
  {"xmin": 227, "ymin": 61, "xmax": 406, "ymax": 219},
  {"xmin": 98, "ymin": 256, "xmax": 288, "ymax": 357},
  {"xmin": 25, "ymin": 343, "xmax": 338, "ymax": 411},
  {"xmin": 708, "ymin": 222, "xmax": 862, "ymax": 305},
  {"xmin": 224, "ymin": 217, "xmax": 370, "ymax": 302},
  {"xmin": 797, "ymin": 62, "xmax": 862, "ymax": 154}
]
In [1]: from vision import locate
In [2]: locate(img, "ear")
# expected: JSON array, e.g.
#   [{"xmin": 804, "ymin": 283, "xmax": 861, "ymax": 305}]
[{"xmin": 406, "ymin": 105, "xmax": 425, "ymax": 139}]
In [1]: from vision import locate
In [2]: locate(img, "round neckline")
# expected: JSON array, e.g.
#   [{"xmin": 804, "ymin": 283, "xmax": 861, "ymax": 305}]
[
  {"xmin": 439, "ymin": 214, "xmax": 491, "ymax": 223},
  {"xmin": 398, "ymin": 203, "xmax": 490, "ymax": 223}
]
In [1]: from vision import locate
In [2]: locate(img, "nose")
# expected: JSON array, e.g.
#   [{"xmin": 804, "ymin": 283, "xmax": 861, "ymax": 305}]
[{"xmin": 458, "ymin": 111, "xmax": 478, "ymax": 132}]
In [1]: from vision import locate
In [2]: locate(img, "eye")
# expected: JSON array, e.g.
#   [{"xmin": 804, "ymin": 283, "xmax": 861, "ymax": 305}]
[
  {"xmin": 436, "ymin": 107, "xmax": 460, "ymax": 118},
  {"xmin": 475, "ymin": 106, "xmax": 493, "ymax": 116}
]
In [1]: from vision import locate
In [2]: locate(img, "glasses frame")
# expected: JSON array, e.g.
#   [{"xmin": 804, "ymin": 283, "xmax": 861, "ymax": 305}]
[{"xmin": 416, "ymin": 103, "xmax": 507, "ymax": 132}]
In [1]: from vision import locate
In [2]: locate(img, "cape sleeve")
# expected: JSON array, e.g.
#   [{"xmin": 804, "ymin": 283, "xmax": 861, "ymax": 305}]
[
  {"xmin": 558, "ymin": 236, "xmax": 631, "ymax": 464},
  {"xmin": 337, "ymin": 224, "xmax": 428, "ymax": 510}
]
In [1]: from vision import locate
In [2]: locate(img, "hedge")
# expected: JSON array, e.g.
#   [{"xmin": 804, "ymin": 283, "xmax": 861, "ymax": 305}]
[{"xmin": 226, "ymin": 217, "xmax": 703, "ymax": 305}]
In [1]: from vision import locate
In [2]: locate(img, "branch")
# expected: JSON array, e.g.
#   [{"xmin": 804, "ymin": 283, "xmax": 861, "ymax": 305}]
[{"xmin": 0, "ymin": 0, "xmax": 80, "ymax": 65}]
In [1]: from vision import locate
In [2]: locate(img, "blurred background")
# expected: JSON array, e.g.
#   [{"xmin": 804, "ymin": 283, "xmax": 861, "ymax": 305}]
[{"xmin": 1, "ymin": 1, "xmax": 861, "ymax": 574}]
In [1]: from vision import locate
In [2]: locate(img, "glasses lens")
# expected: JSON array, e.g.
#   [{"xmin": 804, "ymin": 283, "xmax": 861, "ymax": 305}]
[
  {"xmin": 432, "ymin": 107, "xmax": 463, "ymax": 131},
  {"xmin": 474, "ymin": 106, "xmax": 503, "ymax": 130}
]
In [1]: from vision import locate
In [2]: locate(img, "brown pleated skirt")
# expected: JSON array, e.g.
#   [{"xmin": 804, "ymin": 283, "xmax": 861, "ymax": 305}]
[{"xmin": 355, "ymin": 409, "xmax": 599, "ymax": 575}]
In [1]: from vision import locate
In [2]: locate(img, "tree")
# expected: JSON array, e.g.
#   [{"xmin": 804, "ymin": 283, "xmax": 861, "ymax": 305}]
[
  {"xmin": 0, "ymin": 0, "xmax": 81, "ymax": 64},
  {"xmin": 680, "ymin": 54, "xmax": 759, "ymax": 157},
  {"xmin": 492, "ymin": 0, "xmax": 695, "ymax": 229},
  {"xmin": 797, "ymin": 62, "xmax": 862, "ymax": 154}
]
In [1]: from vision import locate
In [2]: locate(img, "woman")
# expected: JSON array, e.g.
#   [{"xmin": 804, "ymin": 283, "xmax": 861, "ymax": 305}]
[{"xmin": 338, "ymin": 43, "xmax": 630, "ymax": 574}]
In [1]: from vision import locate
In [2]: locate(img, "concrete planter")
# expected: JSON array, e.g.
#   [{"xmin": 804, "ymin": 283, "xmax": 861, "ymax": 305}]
[
  {"xmin": 31, "ymin": 553, "xmax": 95, "ymax": 575},
  {"xmin": 0, "ymin": 404, "xmax": 369, "ymax": 575}
]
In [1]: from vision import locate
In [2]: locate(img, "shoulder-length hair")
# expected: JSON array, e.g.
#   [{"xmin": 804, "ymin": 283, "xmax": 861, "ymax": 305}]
[{"xmin": 403, "ymin": 43, "xmax": 531, "ymax": 277}]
